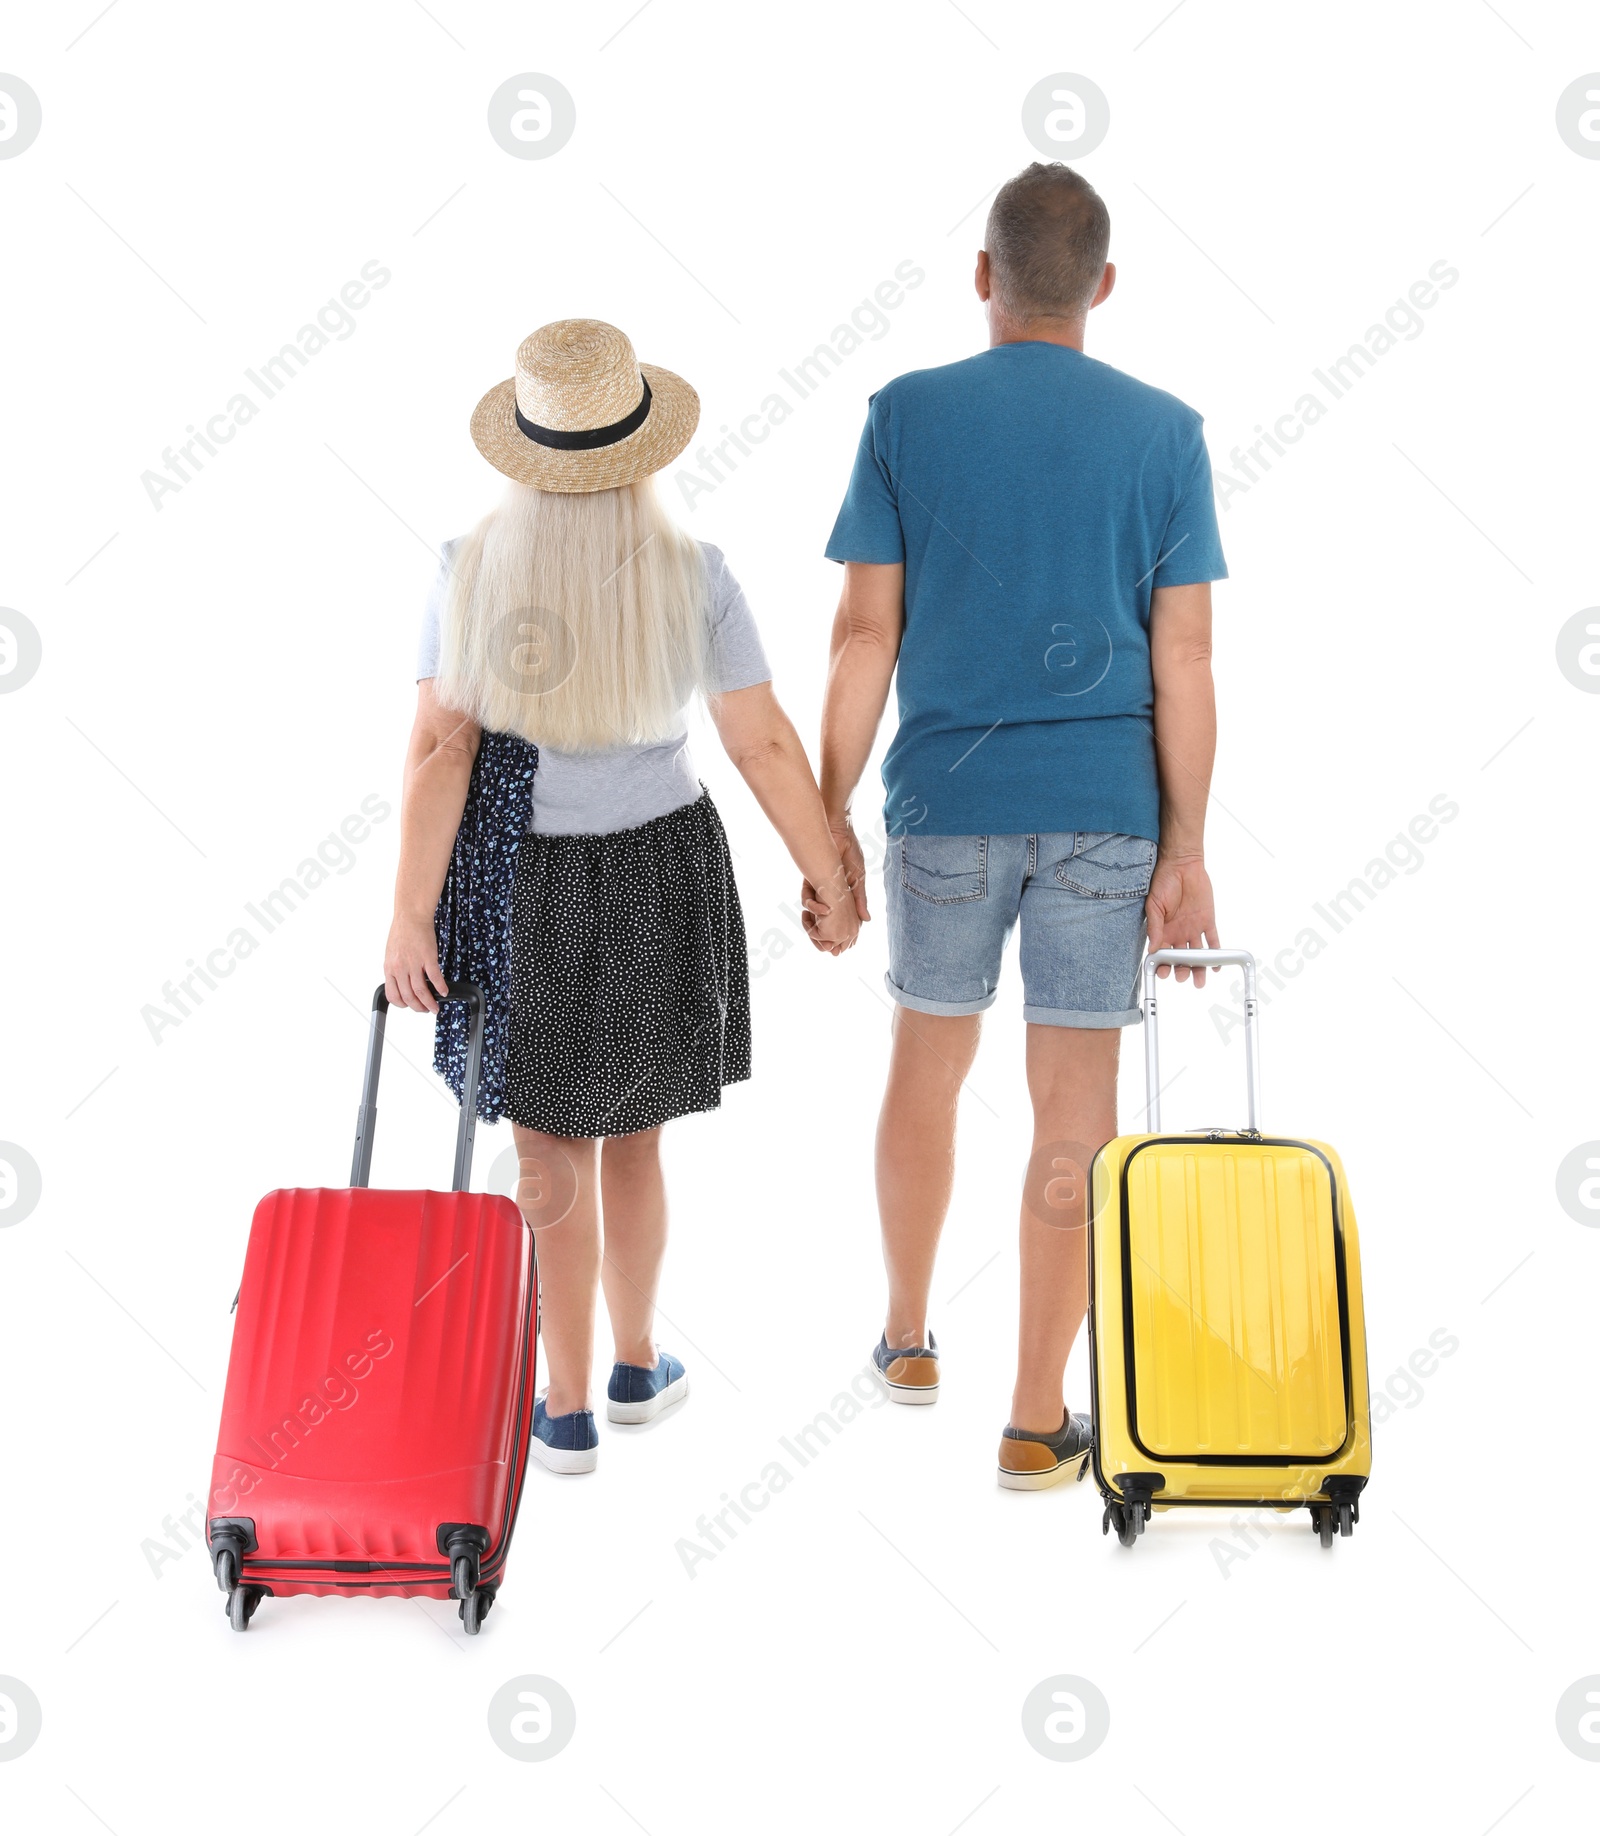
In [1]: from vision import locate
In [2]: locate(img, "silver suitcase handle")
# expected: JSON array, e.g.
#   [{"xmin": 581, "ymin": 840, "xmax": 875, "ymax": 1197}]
[{"xmin": 1141, "ymin": 948, "xmax": 1260, "ymax": 1132}]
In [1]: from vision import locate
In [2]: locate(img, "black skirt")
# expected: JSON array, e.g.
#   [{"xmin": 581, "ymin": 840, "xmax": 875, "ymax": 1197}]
[{"xmin": 502, "ymin": 790, "xmax": 752, "ymax": 1138}]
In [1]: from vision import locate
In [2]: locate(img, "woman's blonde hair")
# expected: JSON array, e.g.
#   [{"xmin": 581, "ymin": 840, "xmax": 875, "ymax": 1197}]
[{"xmin": 435, "ymin": 478, "xmax": 708, "ymax": 751}]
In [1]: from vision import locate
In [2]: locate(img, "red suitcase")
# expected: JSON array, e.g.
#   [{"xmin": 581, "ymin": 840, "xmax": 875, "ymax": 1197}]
[{"xmin": 207, "ymin": 982, "xmax": 536, "ymax": 1635}]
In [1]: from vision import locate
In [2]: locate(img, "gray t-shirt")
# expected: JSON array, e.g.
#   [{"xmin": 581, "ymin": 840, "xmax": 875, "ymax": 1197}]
[{"xmin": 416, "ymin": 540, "xmax": 770, "ymax": 836}]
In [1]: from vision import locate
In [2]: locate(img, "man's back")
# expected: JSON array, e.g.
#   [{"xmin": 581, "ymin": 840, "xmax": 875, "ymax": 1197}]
[
  {"xmin": 826, "ymin": 339, "xmax": 1225, "ymax": 840},
  {"xmin": 816, "ymin": 157, "xmax": 1227, "ymax": 1492}
]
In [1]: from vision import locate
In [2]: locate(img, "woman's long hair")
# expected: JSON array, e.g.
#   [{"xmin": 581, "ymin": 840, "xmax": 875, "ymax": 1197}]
[{"xmin": 435, "ymin": 478, "xmax": 708, "ymax": 751}]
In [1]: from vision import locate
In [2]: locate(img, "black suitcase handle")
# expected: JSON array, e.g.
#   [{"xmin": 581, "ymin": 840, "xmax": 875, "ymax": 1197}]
[{"xmin": 351, "ymin": 982, "xmax": 483, "ymax": 1193}]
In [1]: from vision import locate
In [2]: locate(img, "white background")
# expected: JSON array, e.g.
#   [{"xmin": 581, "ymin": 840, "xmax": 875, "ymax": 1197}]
[{"xmin": 2, "ymin": 0, "xmax": 1597, "ymax": 1826}]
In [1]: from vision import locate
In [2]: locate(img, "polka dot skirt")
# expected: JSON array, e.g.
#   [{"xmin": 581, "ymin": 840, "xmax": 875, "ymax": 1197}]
[{"xmin": 502, "ymin": 790, "xmax": 752, "ymax": 1138}]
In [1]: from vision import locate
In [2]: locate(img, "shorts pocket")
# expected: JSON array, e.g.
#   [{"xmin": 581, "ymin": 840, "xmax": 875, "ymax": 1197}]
[
  {"xmin": 1053, "ymin": 832, "xmax": 1157, "ymax": 900},
  {"xmin": 900, "ymin": 834, "xmax": 987, "ymax": 905}
]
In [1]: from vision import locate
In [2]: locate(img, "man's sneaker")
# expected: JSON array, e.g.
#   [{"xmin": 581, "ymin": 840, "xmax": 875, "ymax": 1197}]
[
  {"xmin": 997, "ymin": 1411, "xmax": 1092, "ymax": 1491},
  {"xmin": 872, "ymin": 1331, "xmax": 940, "ymax": 1405},
  {"xmin": 530, "ymin": 1397, "xmax": 599, "ymax": 1474},
  {"xmin": 606, "ymin": 1351, "xmax": 688, "ymax": 1424}
]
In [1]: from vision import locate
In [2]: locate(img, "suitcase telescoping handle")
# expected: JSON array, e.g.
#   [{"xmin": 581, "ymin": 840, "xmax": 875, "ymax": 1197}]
[
  {"xmin": 1141, "ymin": 948, "xmax": 1260, "ymax": 1133},
  {"xmin": 351, "ymin": 982, "xmax": 484, "ymax": 1193}
]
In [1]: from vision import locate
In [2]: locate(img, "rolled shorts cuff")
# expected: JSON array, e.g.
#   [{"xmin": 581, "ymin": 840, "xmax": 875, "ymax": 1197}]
[
  {"xmin": 1021, "ymin": 1002, "xmax": 1142, "ymax": 1029},
  {"xmin": 884, "ymin": 973, "xmax": 997, "ymax": 1018}
]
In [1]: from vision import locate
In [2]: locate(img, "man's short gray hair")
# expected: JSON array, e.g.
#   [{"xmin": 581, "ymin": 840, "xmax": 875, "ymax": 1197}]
[{"xmin": 984, "ymin": 163, "xmax": 1111, "ymax": 321}]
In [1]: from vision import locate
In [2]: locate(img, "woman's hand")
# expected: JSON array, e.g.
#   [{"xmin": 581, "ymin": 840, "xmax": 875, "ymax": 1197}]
[
  {"xmin": 802, "ymin": 859, "xmax": 862, "ymax": 955},
  {"xmin": 808, "ymin": 895, "xmax": 860, "ymax": 955},
  {"xmin": 385, "ymin": 911, "xmax": 447, "ymax": 1012}
]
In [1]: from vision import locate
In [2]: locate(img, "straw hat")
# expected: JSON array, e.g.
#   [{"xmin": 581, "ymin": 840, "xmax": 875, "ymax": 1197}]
[{"xmin": 470, "ymin": 318, "xmax": 699, "ymax": 493}]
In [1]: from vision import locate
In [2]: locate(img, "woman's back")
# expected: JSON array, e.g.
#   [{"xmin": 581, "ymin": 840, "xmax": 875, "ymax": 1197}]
[
  {"xmin": 418, "ymin": 532, "xmax": 769, "ymax": 835},
  {"xmin": 384, "ymin": 310, "xmax": 856, "ymax": 1486}
]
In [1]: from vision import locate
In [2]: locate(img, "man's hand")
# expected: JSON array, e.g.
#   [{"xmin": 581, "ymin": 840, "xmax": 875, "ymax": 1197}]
[
  {"xmin": 827, "ymin": 814, "xmax": 871, "ymax": 921},
  {"xmin": 1145, "ymin": 852, "xmax": 1218, "ymax": 986}
]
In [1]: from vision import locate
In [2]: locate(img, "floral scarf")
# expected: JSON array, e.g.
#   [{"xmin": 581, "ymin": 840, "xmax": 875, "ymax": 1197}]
[{"xmin": 431, "ymin": 729, "xmax": 538, "ymax": 1123}]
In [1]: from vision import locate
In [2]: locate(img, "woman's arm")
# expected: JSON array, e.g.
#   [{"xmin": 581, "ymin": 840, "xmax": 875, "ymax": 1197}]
[
  {"xmin": 707, "ymin": 681, "xmax": 859, "ymax": 954},
  {"xmin": 384, "ymin": 682, "xmax": 482, "ymax": 1011}
]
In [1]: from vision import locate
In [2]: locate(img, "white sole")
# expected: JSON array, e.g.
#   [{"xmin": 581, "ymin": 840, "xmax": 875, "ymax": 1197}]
[
  {"xmin": 606, "ymin": 1372, "xmax": 688, "ymax": 1424},
  {"xmin": 997, "ymin": 1462, "xmax": 1071, "ymax": 1491},
  {"xmin": 528, "ymin": 1437, "xmax": 598, "ymax": 1475},
  {"xmin": 997, "ymin": 1450, "xmax": 1091, "ymax": 1492},
  {"xmin": 885, "ymin": 1380, "xmax": 939, "ymax": 1406}
]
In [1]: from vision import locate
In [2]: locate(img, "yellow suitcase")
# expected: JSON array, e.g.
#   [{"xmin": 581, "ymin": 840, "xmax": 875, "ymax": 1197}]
[{"xmin": 1088, "ymin": 948, "xmax": 1370, "ymax": 1549}]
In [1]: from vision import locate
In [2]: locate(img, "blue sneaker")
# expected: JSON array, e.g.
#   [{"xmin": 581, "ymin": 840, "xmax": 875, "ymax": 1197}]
[
  {"xmin": 530, "ymin": 1396, "xmax": 598, "ymax": 1474},
  {"xmin": 606, "ymin": 1351, "xmax": 688, "ymax": 1424}
]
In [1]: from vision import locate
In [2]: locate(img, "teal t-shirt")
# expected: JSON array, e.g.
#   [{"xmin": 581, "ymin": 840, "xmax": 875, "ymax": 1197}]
[{"xmin": 825, "ymin": 341, "xmax": 1227, "ymax": 840}]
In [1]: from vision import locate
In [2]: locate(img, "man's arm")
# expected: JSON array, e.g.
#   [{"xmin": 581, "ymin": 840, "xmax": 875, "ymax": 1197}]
[
  {"xmin": 1145, "ymin": 581, "xmax": 1219, "ymax": 986},
  {"xmin": 814, "ymin": 561, "xmax": 906, "ymax": 927}
]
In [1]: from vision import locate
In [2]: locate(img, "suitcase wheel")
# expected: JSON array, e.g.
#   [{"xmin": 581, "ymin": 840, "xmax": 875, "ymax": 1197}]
[
  {"xmin": 1310, "ymin": 1500, "xmax": 1359, "ymax": 1548},
  {"xmin": 213, "ymin": 1547, "xmax": 238, "ymax": 1594},
  {"xmin": 226, "ymin": 1585, "xmax": 266, "ymax": 1632},
  {"xmin": 460, "ymin": 1585, "xmax": 496, "ymax": 1636},
  {"xmin": 1102, "ymin": 1500, "xmax": 1146, "ymax": 1549}
]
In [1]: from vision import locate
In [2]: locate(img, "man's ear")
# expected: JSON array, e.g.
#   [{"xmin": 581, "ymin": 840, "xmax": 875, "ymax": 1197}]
[
  {"xmin": 1089, "ymin": 261, "xmax": 1116, "ymax": 310},
  {"xmin": 975, "ymin": 249, "xmax": 992, "ymax": 302}
]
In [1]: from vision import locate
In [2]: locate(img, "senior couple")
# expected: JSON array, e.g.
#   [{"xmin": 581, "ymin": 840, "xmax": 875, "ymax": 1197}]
[{"xmin": 384, "ymin": 161, "xmax": 1227, "ymax": 1487}]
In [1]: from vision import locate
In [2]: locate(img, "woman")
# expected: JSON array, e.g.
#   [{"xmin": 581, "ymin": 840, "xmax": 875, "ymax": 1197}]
[{"xmin": 384, "ymin": 319, "xmax": 857, "ymax": 1474}]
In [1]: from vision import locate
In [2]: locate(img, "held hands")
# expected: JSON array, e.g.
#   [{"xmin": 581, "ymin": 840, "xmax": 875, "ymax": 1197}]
[
  {"xmin": 801, "ymin": 870, "xmax": 861, "ymax": 954},
  {"xmin": 801, "ymin": 817, "xmax": 870, "ymax": 956},
  {"xmin": 1144, "ymin": 852, "xmax": 1218, "ymax": 987}
]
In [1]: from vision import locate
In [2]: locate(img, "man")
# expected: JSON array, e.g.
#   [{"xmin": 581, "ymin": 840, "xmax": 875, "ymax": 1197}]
[{"xmin": 810, "ymin": 161, "xmax": 1226, "ymax": 1489}]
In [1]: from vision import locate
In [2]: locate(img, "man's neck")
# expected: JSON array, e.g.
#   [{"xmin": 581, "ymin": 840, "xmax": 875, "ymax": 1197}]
[{"xmin": 987, "ymin": 312, "xmax": 1086, "ymax": 352}]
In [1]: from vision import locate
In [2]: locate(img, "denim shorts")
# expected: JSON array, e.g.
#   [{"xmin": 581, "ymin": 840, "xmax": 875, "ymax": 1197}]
[{"xmin": 883, "ymin": 831, "xmax": 1155, "ymax": 1027}]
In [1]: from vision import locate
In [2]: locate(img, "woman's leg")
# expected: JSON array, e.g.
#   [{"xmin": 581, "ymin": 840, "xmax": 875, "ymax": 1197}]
[
  {"xmin": 511, "ymin": 1124, "xmax": 599, "ymax": 1415},
  {"xmin": 598, "ymin": 1126, "xmax": 667, "ymax": 1368}
]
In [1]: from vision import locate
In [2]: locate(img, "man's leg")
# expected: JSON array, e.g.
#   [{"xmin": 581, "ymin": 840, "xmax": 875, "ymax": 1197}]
[
  {"xmin": 1011, "ymin": 1024, "xmax": 1120, "ymax": 1433},
  {"xmin": 876, "ymin": 1007, "xmax": 983, "ymax": 1348}
]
